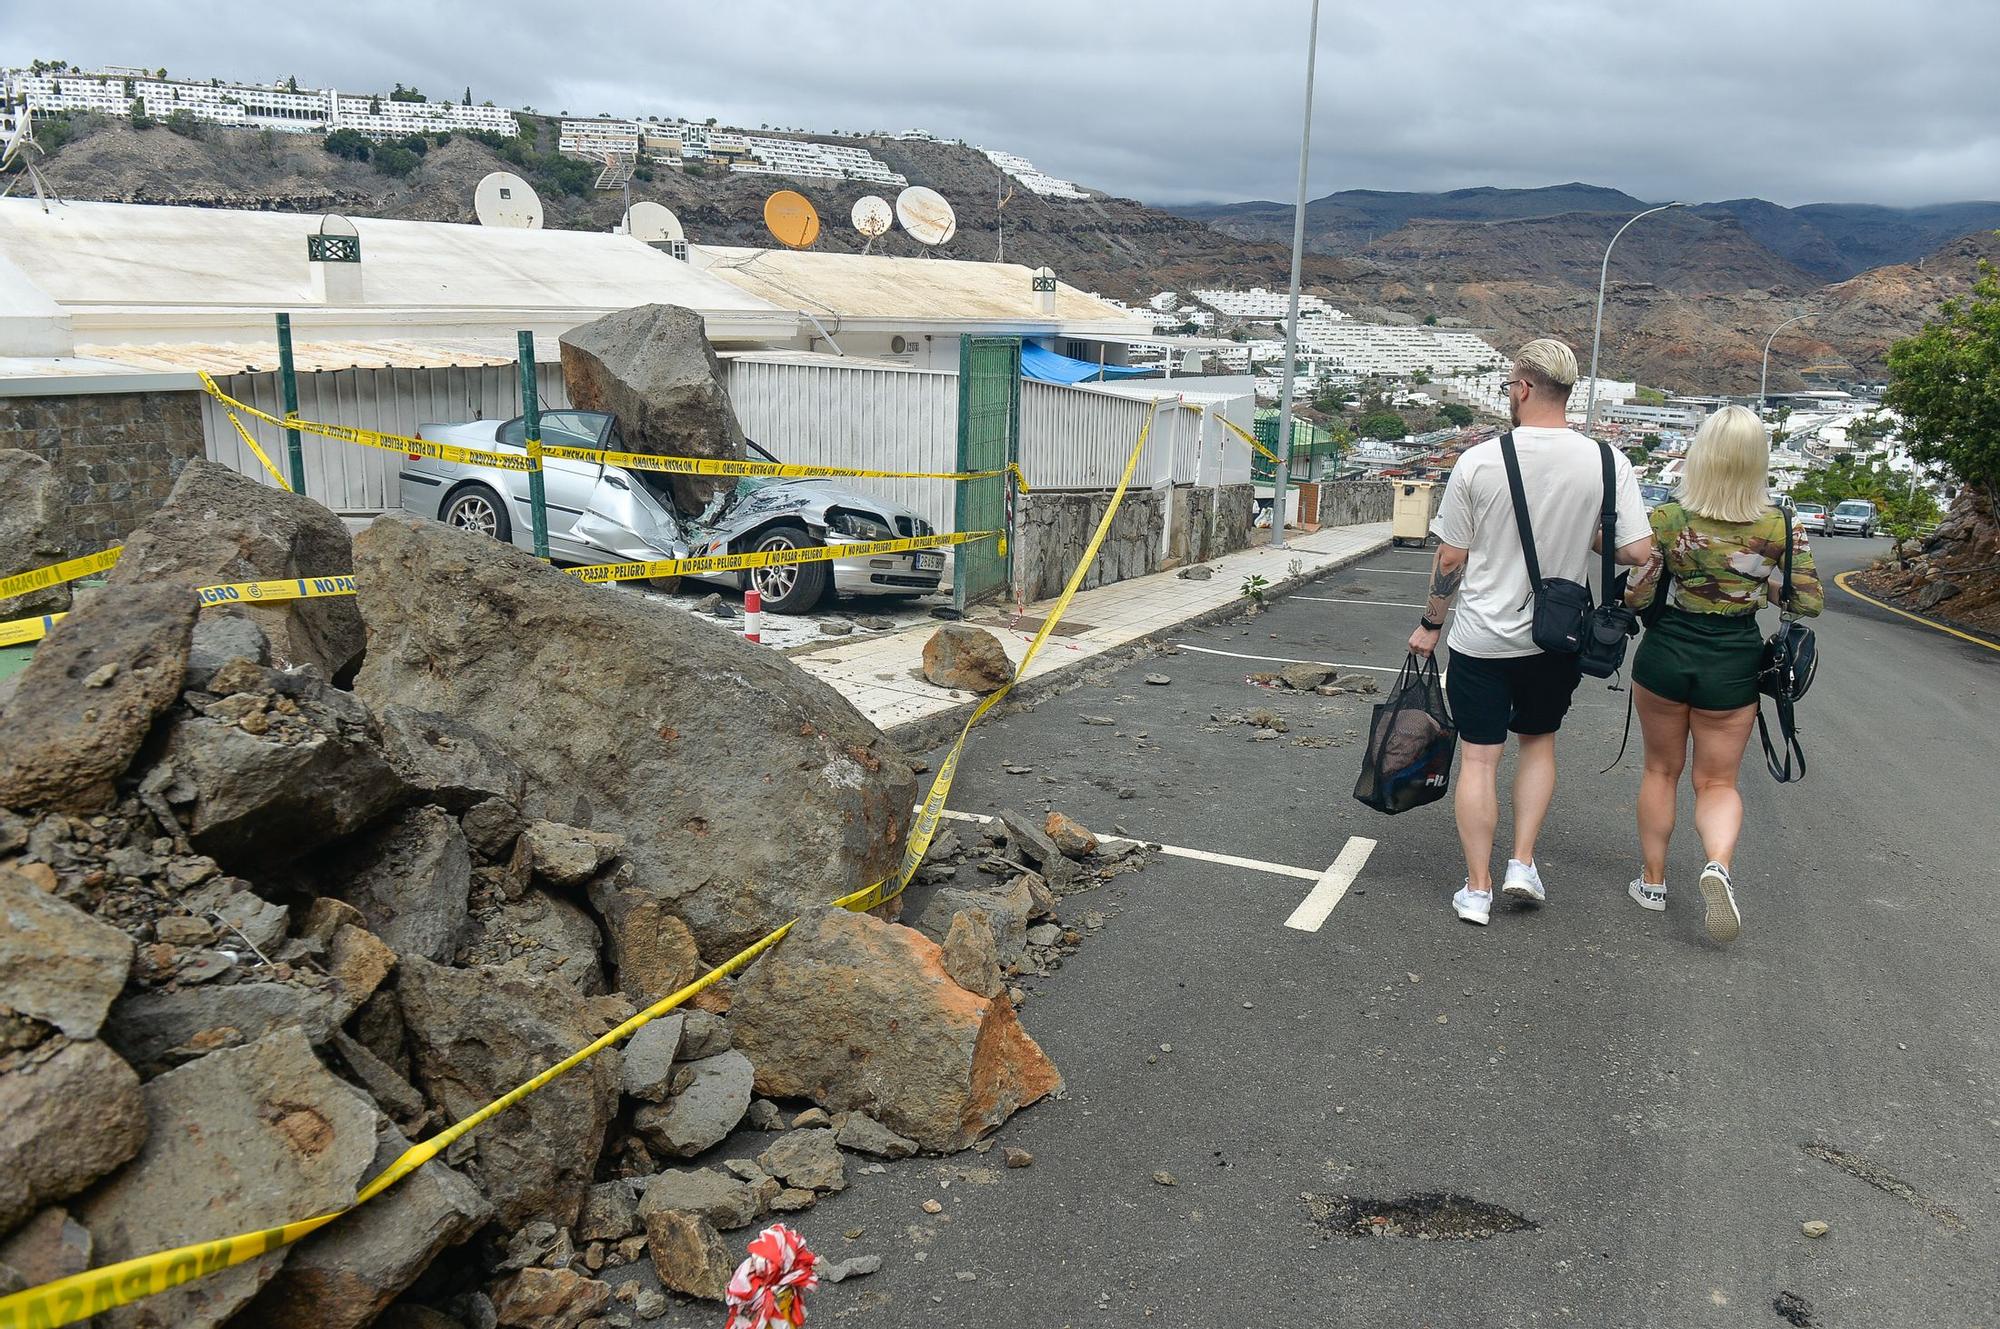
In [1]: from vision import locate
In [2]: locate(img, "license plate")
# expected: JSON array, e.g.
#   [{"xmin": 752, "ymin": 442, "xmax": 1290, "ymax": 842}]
[{"xmin": 916, "ymin": 552, "xmax": 945, "ymax": 572}]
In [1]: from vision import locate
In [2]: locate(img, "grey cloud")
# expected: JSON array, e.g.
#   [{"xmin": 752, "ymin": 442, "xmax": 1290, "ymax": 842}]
[{"xmin": 12, "ymin": 0, "xmax": 1996, "ymax": 207}]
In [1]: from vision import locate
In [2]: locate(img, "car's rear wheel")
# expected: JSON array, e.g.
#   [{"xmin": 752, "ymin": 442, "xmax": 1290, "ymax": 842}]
[
  {"xmin": 442, "ymin": 483, "xmax": 511, "ymax": 543},
  {"xmin": 746, "ymin": 523, "xmax": 829, "ymax": 614}
]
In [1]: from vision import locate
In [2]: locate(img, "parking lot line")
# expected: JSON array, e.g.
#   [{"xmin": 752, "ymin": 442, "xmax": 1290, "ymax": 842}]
[
  {"xmin": 1292, "ymin": 595, "xmax": 1429, "ymax": 609},
  {"xmin": 1171, "ymin": 643, "xmax": 1402, "ymax": 673},
  {"xmin": 1283, "ymin": 836, "xmax": 1377, "ymax": 933},
  {"xmin": 938, "ymin": 809, "xmax": 1321, "ymax": 882}
]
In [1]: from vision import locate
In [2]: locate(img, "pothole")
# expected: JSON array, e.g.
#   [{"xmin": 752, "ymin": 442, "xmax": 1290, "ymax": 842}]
[{"xmin": 1305, "ymin": 1191, "xmax": 1538, "ymax": 1241}]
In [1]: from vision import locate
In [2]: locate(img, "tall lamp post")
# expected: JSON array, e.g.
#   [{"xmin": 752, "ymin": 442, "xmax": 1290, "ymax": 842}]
[
  {"xmin": 1760, "ymin": 311, "xmax": 1817, "ymax": 413},
  {"xmin": 1583, "ymin": 201, "xmax": 1685, "ymax": 433},
  {"xmin": 1267, "ymin": 0, "xmax": 1321, "ymax": 550}
]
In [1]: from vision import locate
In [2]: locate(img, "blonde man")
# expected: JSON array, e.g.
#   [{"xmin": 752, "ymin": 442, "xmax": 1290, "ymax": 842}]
[
  {"xmin": 1624, "ymin": 405, "xmax": 1822, "ymax": 941},
  {"xmin": 1410, "ymin": 338, "xmax": 1651, "ymax": 926}
]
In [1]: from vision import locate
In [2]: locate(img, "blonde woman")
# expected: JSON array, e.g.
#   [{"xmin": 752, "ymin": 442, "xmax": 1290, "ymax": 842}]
[{"xmin": 1625, "ymin": 406, "xmax": 1823, "ymax": 941}]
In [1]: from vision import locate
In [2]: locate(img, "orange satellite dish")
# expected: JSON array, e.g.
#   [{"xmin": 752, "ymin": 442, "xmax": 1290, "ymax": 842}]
[{"xmin": 763, "ymin": 190, "xmax": 821, "ymax": 249}]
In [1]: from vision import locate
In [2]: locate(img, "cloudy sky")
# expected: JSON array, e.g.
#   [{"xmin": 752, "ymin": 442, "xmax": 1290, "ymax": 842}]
[{"xmin": 13, "ymin": 0, "xmax": 1996, "ymax": 207}]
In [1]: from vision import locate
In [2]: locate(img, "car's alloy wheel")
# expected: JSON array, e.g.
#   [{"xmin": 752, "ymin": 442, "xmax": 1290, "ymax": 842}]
[
  {"xmin": 748, "ymin": 524, "xmax": 829, "ymax": 614},
  {"xmin": 444, "ymin": 486, "xmax": 508, "ymax": 541}
]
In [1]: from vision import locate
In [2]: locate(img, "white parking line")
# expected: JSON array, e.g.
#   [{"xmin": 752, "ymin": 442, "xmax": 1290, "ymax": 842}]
[
  {"xmin": 1356, "ymin": 568, "xmax": 1432, "ymax": 575},
  {"xmin": 938, "ymin": 810, "xmax": 1320, "ymax": 881},
  {"xmin": 1292, "ymin": 596, "xmax": 1429, "ymax": 609},
  {"xmin": 1172, "ymin": 643, "xmax": 1403, "ymax": 673},
  {"xmin": 1283, "ymin": 836, "xmax": 1377, "ymax": 932}
]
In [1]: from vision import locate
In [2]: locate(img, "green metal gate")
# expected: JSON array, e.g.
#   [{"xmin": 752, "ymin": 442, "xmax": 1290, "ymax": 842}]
[{"xmin": 953, "ymin": 336, "xmax": 1022, "ymax": 611}]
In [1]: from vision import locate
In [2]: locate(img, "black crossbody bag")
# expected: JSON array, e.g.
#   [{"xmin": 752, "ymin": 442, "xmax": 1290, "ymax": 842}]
[
  {"xmin": 1757, "ymin": 505, "xmax": 1818, "ymax": 782},
  {"xmin": 1498, "ymin": 432, "xmax": 1637, "ymax": 677}
]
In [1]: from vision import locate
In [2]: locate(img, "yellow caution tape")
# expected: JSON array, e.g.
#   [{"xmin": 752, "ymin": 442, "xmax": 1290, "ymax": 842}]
[
  {"xmin": 0, "ymin": 613, "xmax": 67, "ymax": 648},
  {"xmin": 0, "ymin": 576, "xmax": 358, "ymax": 649},
  {"xmin": 0, "ymin": 547, "xmax": 124, "ymax": 602},
  {"xmin": 199, "ymin": 373, "xmax": 536, "ymax": 473},
  {"xmin": 565, "ymin": 530, "xmax": 995, "ymax": 585},
  {"xmin": 1209, "ymin": 409, "xmax": 1286, "ymax": 466},
  {"xmin": 0, "ymin": 409, "xmax": 1157, "ymax": 1329},
  {"xmin": 222, "ymin": 406, "xmax": 293, "ymax": 492}
]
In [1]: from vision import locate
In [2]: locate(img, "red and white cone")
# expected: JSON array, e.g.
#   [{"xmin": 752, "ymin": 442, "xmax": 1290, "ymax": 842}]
[{"xmin": 743, "ymin": 589, "xmax": 762, "ymax": 644}]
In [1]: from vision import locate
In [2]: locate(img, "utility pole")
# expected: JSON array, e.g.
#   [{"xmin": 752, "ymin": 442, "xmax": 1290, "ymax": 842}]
[
  {"xmin": 1268, "ymin": 0, "xmax": 1321, "ymax": 550},
  {"xmin": 1584, "ymin": 202, "xmax": 1684, "ymax": 434},
  {"xmin": 518, "ymin": 331, "xmax": 550, "ymax": 560},
  {"xmin": 275, "ymin": 313, "xmax": 306, "ymax": 494}
]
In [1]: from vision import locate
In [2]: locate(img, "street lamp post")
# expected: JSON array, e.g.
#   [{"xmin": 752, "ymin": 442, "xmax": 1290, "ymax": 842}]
[
  {"xmin": 1760, "ymin": 312, "xmax": 1817, "ymax": 413},
  {"xmin": 1267, "ymin": 0, "xmax": 1321, "ymax": 550},
  {"xmin": 1583, "ymin": 202, "xmax": 1685, "ymax": 434}
]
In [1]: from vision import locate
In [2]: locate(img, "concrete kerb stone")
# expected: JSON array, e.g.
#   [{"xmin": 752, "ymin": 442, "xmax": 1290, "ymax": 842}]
[{"xmin": 880, "ymin": 534, "xmax": 1392, "ymax": 753}]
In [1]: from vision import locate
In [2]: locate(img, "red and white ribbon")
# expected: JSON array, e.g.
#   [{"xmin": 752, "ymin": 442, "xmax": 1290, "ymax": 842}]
[{"xmin": 724, "ymin": 1224, "xmax": 818, "ymax": 1329}]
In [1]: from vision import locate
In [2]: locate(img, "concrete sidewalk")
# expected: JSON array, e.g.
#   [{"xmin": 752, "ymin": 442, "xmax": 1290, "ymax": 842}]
[{"xmin": 792, "ymin": 522, "xmax": 1393, "ymax": 744}]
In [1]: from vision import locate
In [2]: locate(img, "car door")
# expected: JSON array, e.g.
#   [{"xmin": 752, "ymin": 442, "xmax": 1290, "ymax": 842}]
[{"xmin": 498, "ymin": 412, "xmax": 604, "ymax": 560}]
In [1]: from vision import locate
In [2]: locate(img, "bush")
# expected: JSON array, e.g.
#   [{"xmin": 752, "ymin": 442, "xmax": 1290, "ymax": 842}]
[
  {"xmin": 1357, "ymin": 410, "xmax": 1410, "ymax": 440},
  {"xmin": 1438, "ymin": 402, "xmax": 1475, "ymax": 428},
  {"xmin": 164, "ymin": 109, "xmax": 202, "ymax": 139},
  {"xmin": 128, "ymin": 98, "xmax": 154, "ymax": 131},
  {"xmin": 324, "ymin": 128, "xmax": 371, "ymax": 161},
  {"xmin": 371, "ymin": 144, "xmax": 421, "ymax": 177}
]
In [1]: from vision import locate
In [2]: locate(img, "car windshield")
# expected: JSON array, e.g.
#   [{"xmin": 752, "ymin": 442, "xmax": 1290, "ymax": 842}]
[
  {"xmin": 1834, "ymin": 502, "xmax": 1872, "ymax": 515},
  {"xmin": 1796, "ymin": 504, "xmax": 1825, "ymax": 514},
  {"xmin": 735, "ymin": 439, "xmax": 788, "ymax": 494},
  {"xmin": 1640, "ymin": 484, "xmax": 1673, "ymax": 503},
  {"xmin": 497, "ymin": 411, "xmax": 607, "ymax": 450}
]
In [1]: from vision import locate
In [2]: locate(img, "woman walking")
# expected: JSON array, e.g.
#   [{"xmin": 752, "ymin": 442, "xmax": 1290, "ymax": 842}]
[{"xmin": 1625, "ymin": 406, "xmax": 1822, "ymax": 941}]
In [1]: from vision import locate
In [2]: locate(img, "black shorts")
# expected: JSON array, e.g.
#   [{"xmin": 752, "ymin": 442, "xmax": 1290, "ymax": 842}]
[{"xmin": 1445, "ymin": 649, "xmax": 1584, "ymax": 746}]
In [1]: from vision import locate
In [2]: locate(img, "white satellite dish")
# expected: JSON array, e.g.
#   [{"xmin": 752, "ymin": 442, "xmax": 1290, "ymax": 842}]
[
  {"xmin": 895, "ymin": 186, "xmax": 957, "ymax": 248},
  {"xmin": 851, "ymin": 196, "xmax": 893, "ymax": 239},
  {"xmin": 474, "ymin": 171, "xmax": 543, "ymax": 229},
  {"xmin": 621, "ymin": 200, "xmax": 685, "ymax": 244}
]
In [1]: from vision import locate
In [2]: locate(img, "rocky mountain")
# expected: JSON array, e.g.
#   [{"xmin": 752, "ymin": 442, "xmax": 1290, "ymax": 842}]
[{"xmin": 16, "ymin": 117, "xmax": 1996, "ymax": 390}]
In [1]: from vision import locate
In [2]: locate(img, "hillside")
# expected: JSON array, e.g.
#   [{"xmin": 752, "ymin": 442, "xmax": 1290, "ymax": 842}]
[{"xmin": 16, "ymin": 117, "xmax": 1994, "ymax": 391}]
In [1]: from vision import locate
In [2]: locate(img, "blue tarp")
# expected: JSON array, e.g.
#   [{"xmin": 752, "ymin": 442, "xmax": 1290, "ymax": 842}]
[{"xmin": 1019, "ymin": 342, "xmax": 1153, "ymax": 386}]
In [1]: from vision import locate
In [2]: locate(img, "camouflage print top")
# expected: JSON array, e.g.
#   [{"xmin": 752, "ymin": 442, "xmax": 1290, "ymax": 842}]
[{"xmin": 1626, "ymin": 502, "xmax": 1824, "ymax": 617}]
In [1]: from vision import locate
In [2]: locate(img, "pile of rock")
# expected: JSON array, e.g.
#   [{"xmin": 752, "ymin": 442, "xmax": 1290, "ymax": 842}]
[
  {"xmin": 1249, "ymin": 663, "xmax": 1382, "ymax": 695},
  {"xmin": 0, "ymin": 460, "xmax": 1068, "ymax": 1327}
]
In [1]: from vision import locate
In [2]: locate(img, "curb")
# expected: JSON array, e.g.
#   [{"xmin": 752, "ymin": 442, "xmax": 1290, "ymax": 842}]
[
  {"xmin": 885, "ymin": 534, "xmax": 1394, "ymax": 753},
  {"xmin": 1833, "ymin": 569, "xmax": 2000, "ymax": 654}
]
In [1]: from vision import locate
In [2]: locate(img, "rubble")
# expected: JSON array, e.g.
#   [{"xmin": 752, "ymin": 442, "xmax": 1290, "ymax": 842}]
[
  {"xmin": 643, "ymin": 1208, "xmax": 735, "ymax": 1301},
  {"xmin": 921, "ymin": 625, "xmax": 1014, "ymax": 694},
  {"xmin": 0, "ymin": 865, "xmax": 134, "ymax": 1039},
  {"xmin": 632, "ymin": 1050, "xmax": 753, "ymax": 1158},
  {"xmin": 636, "ymin": 1168, "xmax": 762, "ymax": 1232},
  {"xmin": 317, "ymin": 806, "xmax": 472, "ymax": 963},
  {"xmin": 0, "ymin": 1039, "xmax": 147, "ymax": 1235},
  {"xmin": 757, "ymin": 1129, "xmax": 848, "ymax": 1193},
  {"xmin": 0, "ymin": 451, "xmax": 73, "ymax": 621}
]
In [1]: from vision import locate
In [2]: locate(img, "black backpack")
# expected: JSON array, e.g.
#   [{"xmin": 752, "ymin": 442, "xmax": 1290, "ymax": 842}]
[
  {"xmin": 1497, "ymin": 431, "xmax": 1637, "ymax": 677},
  {"xmin": 1757, "ymin": 505, "xmax": 1817, "ymax": 782}
]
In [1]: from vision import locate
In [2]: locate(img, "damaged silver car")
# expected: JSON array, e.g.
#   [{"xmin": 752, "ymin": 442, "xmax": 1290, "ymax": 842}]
[{"xmin": 398, "ymin": 409, "xmax": 944, "ymax": 613}]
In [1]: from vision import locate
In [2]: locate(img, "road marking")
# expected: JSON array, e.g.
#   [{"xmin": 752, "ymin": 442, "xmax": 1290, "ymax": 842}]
[
  {"xmin": 1834, "ymin": 570, "xmax": 2000, "ymax": 654},
  {"xmin": 1173, "ymin": 643, "xmax": 1402, "ymax": 673},
  {"xmin": 1293, "ymin": 595, "xmax": 1429, "ymax": 609},
  {"xmin": 938, "ymin": 809, "xmax": 1321, "ymax": 881},
  {"xmin": 1283, "ymin": 836, "xmax": 1378, "ymax": 932},
  {"xmin": 1353, "ymin": 568, "xmax": 1431, "ymax": 575}
]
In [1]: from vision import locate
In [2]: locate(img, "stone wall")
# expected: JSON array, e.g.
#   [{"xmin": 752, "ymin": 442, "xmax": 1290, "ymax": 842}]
[
  {"xmin": 0, "ymin": 392, "xmax": 207, "ymax": 552},
  {"xmin": 1170, "ymin": 484, "xmax": 1256, "ymax": 566},
  {"xmin": 1011, "ymin": 488, "xmax": 1166, "ymax": 603},
  {"xmin": 1314, "ymin": 479, "xmax": 1396, "ymax": 528}
]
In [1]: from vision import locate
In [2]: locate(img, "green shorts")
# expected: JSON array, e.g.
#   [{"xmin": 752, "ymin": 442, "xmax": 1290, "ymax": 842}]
[{"xmin": 1633, "ymin": 608, "xmax": 1762, "ymax": 711}]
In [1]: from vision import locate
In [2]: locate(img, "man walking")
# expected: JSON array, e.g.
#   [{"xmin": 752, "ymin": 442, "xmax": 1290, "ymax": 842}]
[{"xmin": 1407, "ymin": 339, "xmax": 1651, "ymax": 925}]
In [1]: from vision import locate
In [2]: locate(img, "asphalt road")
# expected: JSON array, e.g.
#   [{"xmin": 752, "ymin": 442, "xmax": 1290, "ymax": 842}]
[{"xmin": 656, "ymin": 535, "xmax": 1998, "ymax": 1328}]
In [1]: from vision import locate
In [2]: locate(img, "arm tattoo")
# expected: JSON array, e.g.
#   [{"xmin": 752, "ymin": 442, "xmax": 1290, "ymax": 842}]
[{"xmin": 1425, "ymin": 556, "xmax": 1464, "ymax": 622}]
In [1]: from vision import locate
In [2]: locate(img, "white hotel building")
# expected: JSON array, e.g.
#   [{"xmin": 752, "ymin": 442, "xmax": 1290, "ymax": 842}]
[{"xmin": 7, "ymin": 67, "xmax": 518, "ymax": 137}]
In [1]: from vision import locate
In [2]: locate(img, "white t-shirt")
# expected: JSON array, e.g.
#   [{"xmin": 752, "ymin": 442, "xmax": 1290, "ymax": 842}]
[{"xmin": 1431, "ymin": 426, "xmax": 1650, "ymax": 658}]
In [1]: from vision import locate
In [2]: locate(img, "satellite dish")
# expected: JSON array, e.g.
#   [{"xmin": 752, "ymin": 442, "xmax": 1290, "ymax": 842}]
[
  {"xmin": 621, "ymin": 201, "xmax": 685, "ymax": 244},
  {"xmin": 763, "ymin": 190, "xmax": 821, "ymax": 249},
  {"xmin": 851, "ymin": 196, "xmax": 893, "ymax": 239},
  {"xmin": 896, "ymin": 186, "xmax": 957, "ymax": 247},
  {"xmin": 474, "ymin": 171, "xmax": 543, "ymax": 229}
]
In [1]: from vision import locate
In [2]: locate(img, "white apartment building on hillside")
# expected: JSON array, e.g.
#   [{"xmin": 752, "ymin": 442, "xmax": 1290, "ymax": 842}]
[
  {"xmin": 7, "ymin": 67, "xmax": 518, "ymax": 137},
  {"xmin": 980, "ymin": 149, "xmax": 1087, "ymax": 199},
  {"xmin": 563, "ymin": 118, "xmax": 905, "ymax": 185}
]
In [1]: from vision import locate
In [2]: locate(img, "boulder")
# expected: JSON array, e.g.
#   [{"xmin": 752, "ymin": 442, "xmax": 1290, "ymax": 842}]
[
  {"xmin": 1278, "ymin": 662, "xmax": 1336, "ymax": 691},
  {"xmin": 0, "ymin": 583, "xmax": 194, "ymax": 812},
  {"xmin": 0, "ymin": 451, "xmax": 73, "ymax": 621},
  {"xmin": 398, "ymin": 958, "xmax": 619, "ymax": 1228},
  {"xmin": 643, "ymin": 1209, "xmax": 734, "ymax": 1301},
  {"xmin": 352, "ymin": 515, "xmax": 916, "ymax": 962},
  {"xmin": 184, "ymin": 611, "xmax": 272, "ymax": 686},
  {"xmin": 317, "ymin": 806, "xmax": 472, "ymax": 964},
  {"xmin": 0, "ymin": 866, "xmax": 135, "ymax": 1039},
  {"xmin": 75, "ymin": 1029, "xmax": 379, "ymax": 1329},
  {"xmin": 1043, "ymin": 812, "xmax": 1099, "ymax": 859},
  {"xmin": 587, "ymin": 880, "xmax": 702, "ymax": 1001},
  {"xmin": 632, "ymin": 1050, "xmax": 753, "ymax": 1158},
  {"xmin": 920, "ymin": 625, "xmax": 1013, "ymax": 694},
  {"xmin": 619, "ymin": 1014, "xmax": 685, "ymax": 1102},
  {"xmin": 520, "ymin": 820, "xmax": 623, "ymax": 889},
  {"xmin": 733, "ymin": 908, "xmax": 1061, "ymax": 1153},
  {"xmin": 939, "ymin": 909, "xmax": 1005, "ymax": 998},
  {"xmin": 489, "ymin": 1267, "xmax": 612, "ymax": 1329},
  {"xmin": 236, "ymin": 1120, "xmax": 491, "ymax": 1329},
  {"xmin": 376, "ymin": 705, "xmax": 529, "ymax": 812},
  {"xmin": 913, "ymin": 879, "xmax": 1032, "ymax": 969},
  {"xmin": 0, "ymin": 1206, "xmax": 92, "ymax": 1289},
  {"xmin": 636, "ymin": 1167, "xmax": 760, "ymax": 1231},
  {"xmin": 756, "ymin": 1129, "xmax": 847, "ymax": 1193},
  {"xmin": 680, "ymin": 1010, "xmax": 732, "ymax": 1058},
  {"xmin": 104, "ymin": 979, "xmax": 344, "ymax": 1078},
  {"xmin": 105, "ymin": 458, "xmax": 365, "ymax": 677},
  {"xmin": 155, "ymin": 662, "xmax": 405, "ymax": 869},
  {"xmin": 833, "ymin": 1111, "xmax": 917, "ymax": 1160},
  {"xmin": 558, "ymin": 304, "xmax": 748, "ymax": 516},
  {"xmin": 576, "ymin": 1181, "xmax": 641, "ymax": 1243},
  {"xmin": 0, "ymin": 1039, "xmax": 147, "ymax": 1235}
]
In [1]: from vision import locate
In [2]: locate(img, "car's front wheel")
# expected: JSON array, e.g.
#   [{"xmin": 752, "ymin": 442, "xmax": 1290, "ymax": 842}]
[
  {"xmin": 746, "ymin": 523, "xmax": 829, "ymax": 614},
  {"xmin": 441, "ymin": 483, "xmax": 512, "ymax": 543}
]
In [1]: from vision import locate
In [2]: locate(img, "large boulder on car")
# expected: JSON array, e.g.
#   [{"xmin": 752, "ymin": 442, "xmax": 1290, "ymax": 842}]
[
  {"xmin": 351, "ymin": 515, "xmax": 917, "ymax": 962},
  {"xmin": 106, "ymin": 459, "xmax": 366, "ymax": 679},
  {"xmin": 559, "ymin": 304, "xmax": 747, "ymax": 516},
  {"xmin": 0, "ymin": 450, "xmax": 73, "ymax": 621}
]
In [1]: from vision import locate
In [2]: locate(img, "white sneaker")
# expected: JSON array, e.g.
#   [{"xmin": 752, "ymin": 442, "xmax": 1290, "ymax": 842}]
[
  {"xmin": 1698, "ymin": 861, "xmax": 1741, "ymax": 943},
  {"xmin": 1627, "ymin": 877, "xmax": 1667, "ymax": 912},
  {"xmin": 1501, "ymin": 859, "xmax": 1546, "ymax": 904},
  {"xmin": 1452, "ymin": 883, "xmax": 1492, "ymax": 926}
]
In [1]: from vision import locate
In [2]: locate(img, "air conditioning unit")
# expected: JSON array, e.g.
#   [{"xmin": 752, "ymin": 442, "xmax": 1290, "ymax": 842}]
[{"xmin": 890, "ymin": 335, "xmax": 909, "ymax": 354}]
